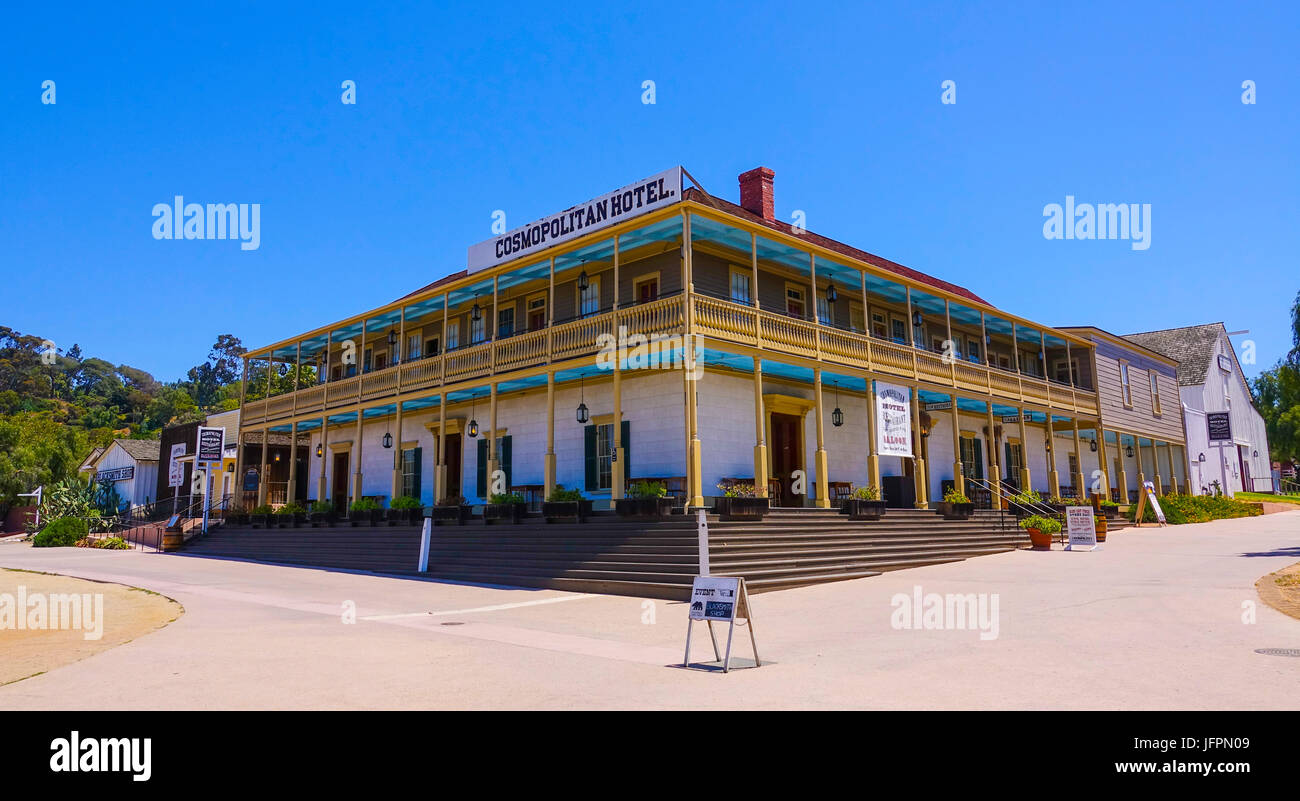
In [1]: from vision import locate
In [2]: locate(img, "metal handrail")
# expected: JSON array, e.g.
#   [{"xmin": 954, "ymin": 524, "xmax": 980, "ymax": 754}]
[{"xmin": 964, "ymin": 477, "xmax": 1057, "ymax": 518}]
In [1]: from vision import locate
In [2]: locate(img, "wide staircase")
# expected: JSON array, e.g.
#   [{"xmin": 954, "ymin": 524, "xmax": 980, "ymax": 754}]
[{"xmin": 180, "ymin": 507, "xmax": 1033, "ymax": 600}]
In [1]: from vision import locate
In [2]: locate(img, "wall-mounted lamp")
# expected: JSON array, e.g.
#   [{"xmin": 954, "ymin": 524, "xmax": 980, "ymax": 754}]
[
  {"xmin": 1198, "ymin": 452, "xmax": 1207, "ymax": 462},
  {"xmin": 316, "ymin": 444, "xmax": 323, "ymax": 458}
]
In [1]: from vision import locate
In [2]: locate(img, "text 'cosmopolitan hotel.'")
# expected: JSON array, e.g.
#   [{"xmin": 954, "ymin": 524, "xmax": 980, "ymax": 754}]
[{"xmin": 235, "ymin": 166, "xmax": 1200, "ymax": 511}]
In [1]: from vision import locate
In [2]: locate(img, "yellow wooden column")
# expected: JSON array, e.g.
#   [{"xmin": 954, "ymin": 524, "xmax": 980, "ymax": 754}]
[
  {"xmin": 1135, "ymin": 435, "xmax": 1146, "ymax": 493},
  {"xmin": 1072, "ymin": 419, "xmax": 1086, "ymax": 498},
  {"xmin": 1046, "ymin": 423, "xmax": 1060, "ymax": 498},
  {"xmin": 1152, "ymin": 439, "xmax": 1164, "ymax": 496},
  {"xmin": 753, "ymin": 363, "xmax": 768, "ymax": 498},
  {"xmin": 487, "ymin": 383, "xmax": 499, "ymax": 495},
  {"xmin": 613, "ymin": 361, "xmax": 625, "ymax": 500},
  {"xmin": 682, "ymin": 211, "xmax": 703, "ymax": 509},
  {"xmin": 1116, "ymin": 433, "xmax": 1130, "ymax": 504},
  {"xmin": 317, "ymin": 418, "xmax": 329, "ymax": 504},
  {"xmin": 866, "ymin": 379, "xmax": 880, "ymax": 490},
  {"xmin": 287, "ymin": 421, "xmax": 299, "ymax": 503},
  {"xmin": 233, "ymin": 431, "xmax": 246, "ymax": 508},
  {"xmin": 911, "ymin": 387, "xmax": 928, "ymax": 508},
  {"xmin": 434, "ymin": 393, "xmax": 447, "ymax": 502},
  {"xmin": 391, "ymin": 402, "xmax": 404, "ymax": 499},
  {"xmin": 812, "ymin": 368, "xmax": 830, "ymax": 508},
  {"xmin": 1017, "ymin": 407, "xmax": 1031, "ymax": 491},
  {"xmin": 985, "ymin": 403, "xmax": 1001, "ymax": 509},
  {"xmin": 257, "ymin": 428, "xmax": 270, "ymax": 506},
  {"xmin": 1095, "ymin": 426, "xmax": 1110, "ymax": 502},
  {"xmin": 544, "ymin": 372, "xmax": 556, "ymax": 498},
  {"xmin": 949, "ymin": 396, "xmax": 963, "ymax": 498},
  {"xmin": 352, "ymin": 411, "xmax": 364, "ymax": 504},
  {"xmin": 1166, "ymin": 442, "xmax": 1178, "ymax": 496}
]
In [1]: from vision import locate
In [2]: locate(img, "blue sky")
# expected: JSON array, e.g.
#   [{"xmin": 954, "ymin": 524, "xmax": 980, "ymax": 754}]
[{"xmin": 2, "ymin": 1, "xmax": 1296, "ymax": 382}]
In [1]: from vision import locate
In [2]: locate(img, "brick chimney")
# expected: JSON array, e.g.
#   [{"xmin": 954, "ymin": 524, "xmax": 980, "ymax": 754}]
[{"xmin": 738, "ymin": 167, "xmax": 775, "ymax": 220}]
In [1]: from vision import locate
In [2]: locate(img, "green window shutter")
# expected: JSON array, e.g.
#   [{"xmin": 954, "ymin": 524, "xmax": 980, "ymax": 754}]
[
  {"xmin": 620, "ymin": 420, "xmax": 631, "ymax": 484},
  {"xmin": 477, "ymin": 438, "xmax": 488, "ymax": 499},
  {"xmin": 584, "ymin": 425, "xmax": 598, "ymax": 491},
  {"xmin": 501, "ymin": 436, "xmax": 512, "ymax": 488}
]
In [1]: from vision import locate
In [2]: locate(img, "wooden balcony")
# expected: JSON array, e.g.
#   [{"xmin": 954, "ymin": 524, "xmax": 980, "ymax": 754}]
[{"xmin": 241, "ymin": 293, "xmax": 1098, "ymax": 425}]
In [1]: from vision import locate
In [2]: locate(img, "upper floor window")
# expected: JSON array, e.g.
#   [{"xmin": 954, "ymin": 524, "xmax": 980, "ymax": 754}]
[
  {"xmin": 730, "ymin": 269, "xmax": 750, "ymax": 304},
  {"xmin": 471, "ymin": 313, "xmax": 485, "ymax": 344},
  {"xmin": 446, "ymin": 320, "xmax": 460, "ymax": 351},
  {"xmin": 498, "ymin": 307, "xmax": 514, "ymax": 339},
  {"xmin": 580, "ymin": 276, "xmax": 600, "ymax": 317},
  {"xmin": 816, "ymin": 294, "xmax": 831, "ymax": 325},
  {"xmin": 1119, "ymin": 361, "xmax": 1132, "ymax": 406},
  {"xmin": 1150, "ymin": 371, "xmax": 1161, "ymax": 415},
  {"xmin": 406, "ymin": 333, "xmax": 421, "ymax": 362}
]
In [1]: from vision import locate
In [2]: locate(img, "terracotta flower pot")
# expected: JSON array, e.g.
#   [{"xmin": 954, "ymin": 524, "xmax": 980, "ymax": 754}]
[{"xmin": 1027, "ymin": 527, "xmax": 1053, "ymax": 549}]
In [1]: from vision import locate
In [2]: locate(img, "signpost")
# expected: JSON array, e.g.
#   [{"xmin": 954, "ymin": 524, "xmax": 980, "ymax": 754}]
[
  {"xmin": 683, "ymin": 575, "xmax": 760, "ymax": 673},
  {"xmin": 195, "ymin": 427, "xmax": 225, "ymax": 535},
  {"xmin": 1206, "ymin": 412, "xmax": 1232, "ymax": 442},
  {"xmin": 1133, "ymin": 480, "xmax": 1166, "ymax": 527},
  {"xmin": 1064, "ymin": 505, "xmax": 1099, "ymax": 551},
  {"xmin": 696, "ymin": 509, "xmax": 710, "ymax": 576}
]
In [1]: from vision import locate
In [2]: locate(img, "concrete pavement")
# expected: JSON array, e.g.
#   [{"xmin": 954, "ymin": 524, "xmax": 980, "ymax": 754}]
[{"xmin": 1, "ymin": 510, "xmax": 1297, "ymax": 709}]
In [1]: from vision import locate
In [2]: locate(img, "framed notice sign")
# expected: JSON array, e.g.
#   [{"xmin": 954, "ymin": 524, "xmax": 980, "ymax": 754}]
[
  {"xmin": 875, "ymin": 382, "xmax": 913, "ymax": 458},
  {"xmin": 683, "ymin": 576, "xmax": 760, "ymax": 673},
  {"xmin": 196, "ymin": 426, "xmax": 225, "ymax": 463},
  {"xmin": 1206, "ymin": 412, "xmax": 1232, "ymax": 442},
  {"xmin": 1065, "ymin": 506, "xmax": 1098, "ymax": 551},
  {"xmin": 168, "ymin": 443, "xmax": 186, "ymax": 488}
]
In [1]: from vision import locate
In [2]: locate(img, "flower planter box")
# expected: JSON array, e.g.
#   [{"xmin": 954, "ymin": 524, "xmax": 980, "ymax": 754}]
[
  {"xmin": 845, "ymin": 499, "xmax": 887, "ymax": 521},
  {"xmin": 936, "ymin": 501, "xmax": 975, "ymax": 521},
  {"xmin": 227, "ymin": 513, "xmax": 249, "ymax": 527},
  {"xmin": 542, "ymin": 500, "xmax": 593, "ymax": 524},
  {"xmin": 387, "ymin": 507, "xmax": 424, "ymax": 526},
  {"xmin": 277, "ymin": 513, "xmax": 306, "ymax": 528},
  {"xmin": 716, "ymin": 496, "xmax": 769, "ymax": 522},
  {"xmin": 1026, "ymin": 527, "xmax": 1053, "ymax": 549},
  {"xmin": 615, "ymin": 497, "xmax": 674, "ymax": 519},
  {"xmin": 308, "ymin": 512, "xmax": 335, "ymax": 528},
  {"xmin": 483, "ymin": 502, "xmax": 526, "ymax": 525},
  {"xmin": 430, "ymin": 505, "xmax": 473, "ymax": 526},
  {"xmin": 250, "ymin": 514, "xmax": 272, "ymax": 529}
]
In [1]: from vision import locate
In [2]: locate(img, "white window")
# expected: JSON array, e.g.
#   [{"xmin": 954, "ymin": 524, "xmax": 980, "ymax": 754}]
[
  {"xmin": 730, "ymin": 269, "xmax": 751, "ymax": 304},
  {"xmin": 1119, "ymin": 361, "xmax": 1132, "ymax": 406},
  {"xmin": 470, "ymin": 313, "xmax": 485, "ymax": 344},
  {"xmin": 580, "ymin": 277, "xmax": 600, "ymax": 317},
  {"xmin": 406, "ymin": 333, "xmax": 421, "ymax": 362},
  {"xmin": 498, "ymin": 307, "xmax": 514, "ymax": 338},
  {"xmin": 816, "ymin": 294, "xmax": 830, "ymax": 325},
  {"xmin": 1149, "ymin": 371, "xmax": 1161, "ymax": 415},
  {"xmin": 596, "ymin": 423, "xmax": 614, "ymax": 490},
  {"xmin": 446, "ymin": 321, "xmax": 460, "ymax": 350}
]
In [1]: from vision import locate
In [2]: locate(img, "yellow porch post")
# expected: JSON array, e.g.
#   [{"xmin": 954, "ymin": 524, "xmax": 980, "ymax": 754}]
[
  {"xmin": 434, "ymin": 392, "xmax": 447, "ymax": 502},
  {"xmin": 287, "ymin": 421, "xmax": 299, "ymax": 504},
  {"xmin": 1166, "ymin": 442, "xmax": 1178, "ymax": 496},
  {"xmin": 1046, "ymin": 423, "xmax": 1061, "ymax": 499},
  {"xmin": 753, "ymin": 362, "xmax": 768, "ymax": 498},
  {"xmin": 985, "ymin": 403, "xmax": 1001, "ymax": 510},
  {"xmin": 391, "ymin": 402, "xmax": 404, "ymax": 499},
  {"xmin": 1072, "ymin": 418, "xmax": 1086, "ymax": 498},
  {"xmin": 950, "ymin": 396, "xmax": 963, "ymax": 498},
  {"xmin": 613, "ymin": 360, "xmax": 625, "ymax": 501},
  {"xmin": 1116, "ymin": 433, "xmax": 1130, "ymax": 504},
  {"xmin": 352, "ymin": 411, "xmax": 364, "ymax": 504},
  {"xmin": 544, "ymin": 372, "xmax": 556, "ymax": 499},
  {"xmin": 912, "ymin": 387, "xmax": 928, "ymax": 509},
  {"xmin": 1135, "ymin": 435, "xmax": 1145, "ymax": 493},
  {"xmin": 866, "ymin": 379, "xmax": 881, "ymax": 490},
  {"xmin": 813, "ymin": 367, "xmax": 829, "ymax": 508},
  {"xmin": 1094, "ymin": 426, "xmax": 1110, "ymax": 502},
  {"xmin": 682, "ymin": 211, "xmax": 703, "ymax": 508},
  {"xmin": 1152, "ymin": 439, "xmax": 1164, "ymax": 496},
  {"xmin": 1017, "ymin": 406, "xmax": 1032, "ymax": 491},
  {"xmin": 257, "ymin": 428, "xmax": 269, "ymax": 506},
  {"xmin": 318, "ymin": 417, "xmax": 329, "ymax": 504}
]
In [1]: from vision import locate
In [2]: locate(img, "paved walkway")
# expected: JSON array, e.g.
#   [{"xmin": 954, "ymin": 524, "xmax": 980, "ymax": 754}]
[{"xmin": 1, "ymin": 511, "xmax": 1297, "ymax": 709}]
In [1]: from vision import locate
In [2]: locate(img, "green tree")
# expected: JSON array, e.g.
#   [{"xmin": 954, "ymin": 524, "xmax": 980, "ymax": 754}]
[
  {"xmin": 1252, "ymin": 290, "xmax": 1300, "ymax": 463},
  {"xmin": 0, "ymin": 412, "xmax": 88, "ymax": 514}
]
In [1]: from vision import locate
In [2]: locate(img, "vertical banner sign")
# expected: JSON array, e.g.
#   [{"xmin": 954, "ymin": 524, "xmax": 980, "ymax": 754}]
[
  {"xmin": 168, "ymin": 443, "xmax": 186, "ymax": 488},
  {"xmin": 466, "ymin": 167, "xmax": 683, "ymax": 273},
  {"xmin": 875, "ymin": 382, "xmax": 914, "ymax": 458},
  {"xmin": 1065, "ymin": 506, "xmax": 1098, "ymax": 551}
]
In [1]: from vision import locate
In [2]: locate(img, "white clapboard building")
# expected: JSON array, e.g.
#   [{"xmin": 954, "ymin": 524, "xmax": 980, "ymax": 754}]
[{"xmin": 86, "ymin": 439, "xmax": 161, "ymax": 509}]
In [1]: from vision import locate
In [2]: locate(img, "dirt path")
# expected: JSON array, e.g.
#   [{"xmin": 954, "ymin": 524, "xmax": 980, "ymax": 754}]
[
  {"xmin": 0, "ymin": 568, "xmax": 183, "ymax": 685},
  {"xmin": 1256, "ymin": 561, "xmax": 1300, "ymax": 621}
]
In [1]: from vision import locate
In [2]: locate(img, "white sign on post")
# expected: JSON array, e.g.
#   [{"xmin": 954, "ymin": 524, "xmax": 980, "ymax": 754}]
[
  {"xmin": 682, "ymin": 575, "xmax": 760, "ymax": 673},
  {"xmin": 1065, "ymin": 505, "xmax": 1099, "ymax": 551},
  {"xmin": 875, "ymin": 382, "xmax": 914, "ymax": 458},
  {"xmin": 168, "ymin": 443, "xmax": 186, "ymax": 488}
]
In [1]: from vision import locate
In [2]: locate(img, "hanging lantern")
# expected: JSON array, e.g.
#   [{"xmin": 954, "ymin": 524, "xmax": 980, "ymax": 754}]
[
  {"xmin": 316, "ymin": 444, "xmax": 323, "ymax": 458},
  {"xmin": 1125, "ymin": 444, "xmax": 1134, "ymax": 458},
  {"xmin": 387, "ymin": 326, "xmax": 398, "ymax": 347},
  {"xmin": 1089, "ymin": 439, "xmax": 1098, "ymax": 453},
  {"xmin": 577, "ymin": 262, "xmax": 590, "ymax": 292},
  {"xmin": 576, "ymin": 375, "xmax": 589, "ymax": 424},
  {"xmin": 831, "ymin": 380, "xmax": 843, "ymax": 427},
  {"xmin": 468, "ymin": 394, "xmax": 479, "ymax": 438},
  {"xmin": 383, "ymin": 432, "xmax": 393, "ymax": 449},
  {"xmin": 826, "ymin": 281, "xmax": 837, "ymax": 304},
  {"xmin": 274, "ymin": 451, "xmax": 281, "ymax": 462},
  {"xmin": 471, "ymin": 295, "xmax": 482, "ymax": 322},
  {"xmin": 912, "ymin": 311, "xmax": 923, "ymax": 327}
]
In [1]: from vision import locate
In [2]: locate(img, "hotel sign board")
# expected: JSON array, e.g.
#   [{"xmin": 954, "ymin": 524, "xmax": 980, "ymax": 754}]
[
  {"xmin": 1206, "ymin": 412, "xmax": 1232, "ymax": 442},
  {"xmin": 466, "ymin": 167, "xmax": 683, "ymax": 274},
  {"xmin": 1065, "ymin": 506, "xmax": 1098, "ymax": 551},
  {"xmin": 196, "ymin": 426, "xmax": 225, "ymax": 464},
  {"xmin": 876, "ymin": 382, "xmax": 914, "ymax": 458}
]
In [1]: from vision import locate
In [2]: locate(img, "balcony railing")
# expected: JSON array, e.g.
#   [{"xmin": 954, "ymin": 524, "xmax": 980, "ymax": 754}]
[{"xmin": 241, "ymin": 293, "xmax": 1098, "ymax": 424}]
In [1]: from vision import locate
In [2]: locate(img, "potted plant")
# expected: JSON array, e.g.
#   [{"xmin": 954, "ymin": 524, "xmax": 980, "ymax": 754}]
[
  {"xmin": 844, "ymin": 485, "xmax": 887, "ymax": 521},
  {"xmin": 308, "ymin": 500, "xmax": 335, "ymax": 527},
  {"xmin": 226, "ymin": 504, "xmax": 248, "ymax": 526},
  {"xmin": 616, "ymin": 481, "xmax": 674, "ymax": 518},
  {"xmin": 542, "ymin": 486, "xmax": 592, "ymax": 523},
  {"xmin": 1009, "ymin": 489, "xmax": 1044, "ymax": 518},
  {"xmin": 276, "ymin": 502, "xmax": 307, "ymax": 528},
  {"xmin": 430, "ymin": 495, "xmax": 473, "ymax": 526},
  {"xmin": 715, "ymin": 483, "xmax": 769, "ymax": 521},
  {"xmin": 1094, "ymin": 513, "xmax": 1108, "ymax": 542},
  {"xmin": 249, "ymin": 504, "xmax": 275, "ymax": 529},
  {"xmin": 1099, "ymin": 499, "xmax": 1120, "ymax": 520},
  {"xmin": 348, "ymin": 497, "xmax": 382, "ymax": 526},
  {"xmin": 936, "ymin": 488, "xmax": 975, "ymax": 520},
  {"xmin": 388, "ymin": 495, "xmax": 424, "ymax": 526},
  {"xmin": 1020, "ymin": 514, "xmax": 1061, "ymax": 550},
  {"xmin": 1046, "ymin": 496, "xmax": 1071, "ymax": 514},
  {"xmin": 483, "ymin": 492, "xmax": 527, "ymax": 524}
]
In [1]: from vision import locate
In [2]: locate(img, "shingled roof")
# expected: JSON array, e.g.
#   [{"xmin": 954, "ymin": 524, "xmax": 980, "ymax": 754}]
[
  {"xmin": 112, "ymin": 438, "xmax": 161, "ymax": 462},
  {"xmin": 1123, "ymin": 323, "xmax": 1227, "ymax": 386}
]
